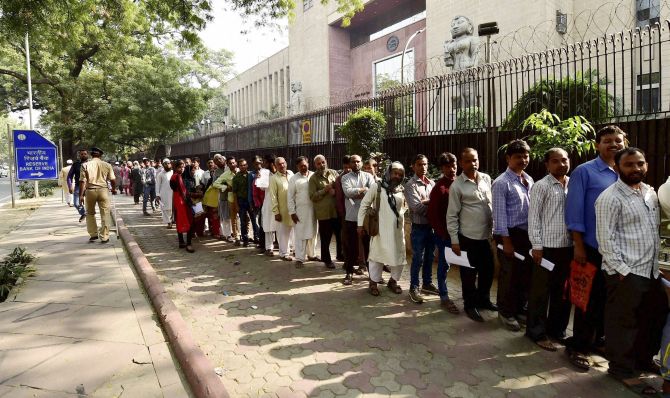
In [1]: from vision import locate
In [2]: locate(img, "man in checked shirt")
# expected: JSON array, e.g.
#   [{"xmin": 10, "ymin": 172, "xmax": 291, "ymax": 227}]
[
  {"xmin": 525, "ymin": 148, "xmax": 572, "ymax": 352},
  {"xmin": 596, "ymin": 147, "xmax": 667, "ymax": 391},
  {"xmin": 493, "ymin": 139, "xmax": 534, "ymax": 332}
]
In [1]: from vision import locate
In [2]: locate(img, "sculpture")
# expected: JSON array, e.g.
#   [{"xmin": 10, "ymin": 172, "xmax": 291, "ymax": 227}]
[
  {"xmin": 444, "ymin": 16, "xmax": 480, "ymax": 109},
  {"xmin": 288, "ymin": 82, "xmax": 305, "ymax": 116}
]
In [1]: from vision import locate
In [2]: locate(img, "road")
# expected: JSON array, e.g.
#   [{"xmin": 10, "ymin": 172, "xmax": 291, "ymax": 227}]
[{"xmin": 0, "ymin": 179, "xmax": 12, "ymax": 204}]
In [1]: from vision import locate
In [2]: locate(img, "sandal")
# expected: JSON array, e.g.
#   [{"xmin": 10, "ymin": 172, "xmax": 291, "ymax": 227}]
[
  {"xmin": 536, "ymin": 338, "xmax": 557, "ymax": 352},
  {"xmin": 440, "ymin": 298, "xmax": 460, "ymax": 314},
  {"xmin": 566, "ymin": 348, "xmax": 590, "ymax": 372},
  {"xmin": 387, "ymin": 278, "xmax": 402, "ymax": 294},
  {"xmin": 369, "ymin": 282, "xmax": 380, "ymax": 296},
  {"xmin": 620, "ymin": 377, "xmax": 662, "ymax": 396}
]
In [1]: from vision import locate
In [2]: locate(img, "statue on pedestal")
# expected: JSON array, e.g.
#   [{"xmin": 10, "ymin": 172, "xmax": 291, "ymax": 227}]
[
  {"xmin": 444, "ymin": 16, "xmax": 480, "ymax": 109},
  {"xmin": 288, "ymin": 82, "xmax": 305, "ymax": 116}
]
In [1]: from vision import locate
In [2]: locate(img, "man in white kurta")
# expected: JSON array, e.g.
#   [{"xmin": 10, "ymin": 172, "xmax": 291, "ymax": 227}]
[
  {"xmin": 270, "ymin": 157, "xmax": 295, "ymax": 260},
  {"xmin": 155, "ymin": 159, "xmax": 174, "ymax": 228},
  {"xmin": 259, "ymin": 156, "xmax": 278, "ymax": 255},
  {"xmin": 357, "ymin": 162, "xmax": 408, "ymax": 296},
  {"xmin": 288, "ymin": 157, "xmax": 317, "ymax": 267}
]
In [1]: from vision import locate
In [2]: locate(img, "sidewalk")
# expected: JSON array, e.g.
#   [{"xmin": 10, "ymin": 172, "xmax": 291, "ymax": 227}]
[
  {"xmin": 0, "ymin": 195, "xmax": 191, "ymax": 397},
  {"xmin": 114, "ymin": 193, "xmax": 645, "ymax": 397}
]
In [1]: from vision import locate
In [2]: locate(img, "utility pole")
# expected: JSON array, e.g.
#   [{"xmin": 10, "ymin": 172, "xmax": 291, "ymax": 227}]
[
  {"xmin": 25, "ymin": 32, "xmax": 39, "ymax": 198},
  {"xmin": 7, "ymin": 124, "xmax": 15, "ymax": 208}
]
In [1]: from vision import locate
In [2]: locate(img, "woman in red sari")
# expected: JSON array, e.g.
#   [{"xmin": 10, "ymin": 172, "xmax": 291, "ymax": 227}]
[{"xmin": 169, "ymin": 160, "xmax": 195, "ymax": 252}]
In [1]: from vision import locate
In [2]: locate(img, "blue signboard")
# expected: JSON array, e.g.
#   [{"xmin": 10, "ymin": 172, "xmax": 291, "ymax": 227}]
[{"xmin": 13, "ymin": 130, "xmax": 58, "ymax": 181}]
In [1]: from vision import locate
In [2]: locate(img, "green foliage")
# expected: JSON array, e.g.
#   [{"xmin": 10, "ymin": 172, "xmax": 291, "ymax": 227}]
[
  {"xmin": 502, "ymin": 109, "xmax": 596, "ymax": 160},
  {"xmin": 18, "ymin": 180, "xmax": 58, "ymax": 199},
  {"xmin": 0, "ymin": 247, "xmax": 34, "ymax": 302},
  {"xmin": 456, "ymin": 107, "xmax": 485, "ymax": 130},
  {"xmin": 259, "ymin": 104, "xmax": 284, "ymax": 121},
  {"xmin": 339, "ymin": 107, "xmax": 387, "ymax": 160},
  {"xmin": 502, "ymin": 70, "xmax": 614, "ymax": 130}
]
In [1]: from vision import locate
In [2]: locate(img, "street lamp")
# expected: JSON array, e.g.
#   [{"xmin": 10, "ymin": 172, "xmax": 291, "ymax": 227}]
[{"xmin": 401, "ymin": 28, "xmax": 425, "ymax": 85}]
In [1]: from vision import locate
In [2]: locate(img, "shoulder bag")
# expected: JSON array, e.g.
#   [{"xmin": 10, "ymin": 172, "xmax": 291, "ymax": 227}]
[{"xmin": 363, "ymin": 183, "xmax": 382, "ymax": 237}]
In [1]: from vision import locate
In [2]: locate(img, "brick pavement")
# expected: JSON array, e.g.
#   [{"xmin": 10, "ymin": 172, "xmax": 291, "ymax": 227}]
[{"xmin": 115, "ymin": 194, "xmax": 646, "ymax": 398}]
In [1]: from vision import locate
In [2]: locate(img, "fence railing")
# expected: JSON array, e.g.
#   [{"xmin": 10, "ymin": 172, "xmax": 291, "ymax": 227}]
[{"xmin": 166, "ymin": 22, "xmax": 670, "ymax": 185}]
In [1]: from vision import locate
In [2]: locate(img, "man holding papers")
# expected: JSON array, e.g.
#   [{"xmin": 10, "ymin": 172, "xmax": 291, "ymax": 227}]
[
  {"xmin": 492, "ymin": 140, "xmax": 534, "ymax": 332},
  {"xmin": 447, "ymin": 148, "xmax": 496, "ymax": 323},
  {"xmin": 526, "ymin": 148, "xmax": 573, "ymax": 352}
]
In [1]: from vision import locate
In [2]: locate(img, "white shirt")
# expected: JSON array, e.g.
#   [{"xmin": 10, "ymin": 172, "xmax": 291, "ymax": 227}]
[
  {"xmin": 528, "ymin": 174, "xmax": 572, "ymax": 249},
  {"xmin": 595, "ymin": 179, "xmax": 660, "ymax": 278}
]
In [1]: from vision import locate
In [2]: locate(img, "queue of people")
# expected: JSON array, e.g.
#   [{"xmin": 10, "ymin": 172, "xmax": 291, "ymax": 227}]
[{"xmin": 69, "ymin": 123, "xmax": 670, "ymax": 395}]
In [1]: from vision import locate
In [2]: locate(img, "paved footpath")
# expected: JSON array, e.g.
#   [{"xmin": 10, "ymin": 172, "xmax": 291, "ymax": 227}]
[
  {"xmin": 116, "ymin": 193, "xmax": 649, "ymax": 398},
  {"xmin": 0, "ymin": 195, "xmax": 191, "ymax": 397}
]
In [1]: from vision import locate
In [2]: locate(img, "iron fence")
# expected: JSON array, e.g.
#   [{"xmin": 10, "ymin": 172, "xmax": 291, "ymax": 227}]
[{"xmin": 165, "ymin": 23, "xmax": 670, "ymax": 186}]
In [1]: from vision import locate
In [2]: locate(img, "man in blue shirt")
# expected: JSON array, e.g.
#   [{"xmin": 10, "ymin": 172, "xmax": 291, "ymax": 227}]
[
  {"xmin": 493, "ymin": 140, "xmax": 534, "ymax": 332},
  {"xmin": 564, "ymin": 125, "xmax": 625, "ymax": 371}
]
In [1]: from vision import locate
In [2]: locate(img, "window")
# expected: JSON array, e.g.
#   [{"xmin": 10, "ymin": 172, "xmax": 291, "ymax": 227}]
[
  {"xmin": 636, "ymin": 72, "xmax": 660, "ymax": 113},
  {"xmin": 303, "ymin": 0, "xmax": 313, "ymax": 12},
  {"xmin": 636, "ymin": 0, "xmax": 660, "ymax": 28},
  {"xmin": 373, "ymin": 50, "xmax": 414, "ymax": 95}
]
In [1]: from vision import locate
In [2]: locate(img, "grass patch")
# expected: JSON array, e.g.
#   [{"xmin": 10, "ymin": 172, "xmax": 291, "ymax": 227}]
[{"xmin": 0, "ymin": 247, "xmax": 35, "ymax": 302}]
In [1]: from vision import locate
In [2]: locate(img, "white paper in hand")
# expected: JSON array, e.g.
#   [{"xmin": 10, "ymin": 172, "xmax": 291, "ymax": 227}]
[
  {"xmin": 496, "ymin": 244, "xmax": 525, "ymax": 260},
  {"xmin": 528, "ymin": 250, "xmax": 555, "ymax": 271},
  {"xmin": 256, "ymin": 169, "xmax": 270, "ymax": 188},
  {"xmin": 444, "ymin": 248, "xmax": 474, "ymax": 268}
]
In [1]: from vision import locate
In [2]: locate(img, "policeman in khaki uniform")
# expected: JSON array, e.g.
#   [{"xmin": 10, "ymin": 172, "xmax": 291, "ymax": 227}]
[{"xmin": 79, "ymin": 147, "xmax": 116, "ymax": 243}]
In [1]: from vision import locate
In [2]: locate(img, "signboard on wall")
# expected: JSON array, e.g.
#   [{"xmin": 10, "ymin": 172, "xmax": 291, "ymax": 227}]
[{"xmin": 301, "ymin": 120, "xmax": 312, "ymax": 144}]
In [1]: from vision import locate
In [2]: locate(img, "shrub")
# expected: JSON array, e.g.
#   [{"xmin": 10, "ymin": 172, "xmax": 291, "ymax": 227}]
[
  {"xmin": 339, "ymin": 107, "xmax": 387, "ymax": 160},
  {"xmin": 18, "ymin": 181, "xmax": 58, "ymax": 199},
  {"xmin": 456, "ymin": 107, "xmax": 486, "ymax": 130},
  {"xmin": 502, "ymin": 70, "xmax": 614, "ymax": 130},
  {"xmin": 501, "ymin": 109, "xmax": 596, "ymax": 160},
  {"xmin": 0, "ymin": 247, "xmax": 35, "ymax": 302}
]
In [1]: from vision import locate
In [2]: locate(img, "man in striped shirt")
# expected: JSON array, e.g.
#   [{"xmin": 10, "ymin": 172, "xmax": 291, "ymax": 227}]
[
  {"xmin": 596, "ymin": 147, "xmax": 667, "ymax": 387},
  {"xmin": 526, "ymin": 148, "xmax": 572, "ymax": 352},
  {"xmin": 493, "ymin": 139, "xmax": 534, "ymax": 331}
]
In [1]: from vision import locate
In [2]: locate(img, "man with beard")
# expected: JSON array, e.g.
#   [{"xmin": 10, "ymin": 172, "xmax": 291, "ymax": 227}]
[
  {"xmin": 596, "ymin": 148, "xmax": 667, "ymax": 393},
  {"xmin": 526, "ymin": 148, "xmax": 573, "ymax": 351},
  {"xmin": 288, "ymin": 156, "xmax": 317, "ymax": 267},
  {"xmin": 155, "ymin": 159, "xmax": 174, "ymax": 229},
  {"xmin": 564, "ymin": 125, "xmax": 626, "ymax": 371},
  {"xmin": 341, "ymin": 155, "xmax": 375, "ymax": 285},
  {"xmin": 309, "ymin": 154, "xmax": 340, "ymax": 269},
  {"xmin": 67, "ymin": 149, "xmax": 89, "ymax": 222},
  {"xmin": 358, "ymin": 162, "xmax": 408, "ymax": 296}
]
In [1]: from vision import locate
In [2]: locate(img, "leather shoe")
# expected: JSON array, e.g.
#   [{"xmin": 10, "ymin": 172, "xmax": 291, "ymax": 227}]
[
  {"xmin": 465, "ymin": 307, "xmax": 484, "ymax": 322},
  {"xmin": 478, "ymin": 301, "xmax": 498, "ymax": 311}
]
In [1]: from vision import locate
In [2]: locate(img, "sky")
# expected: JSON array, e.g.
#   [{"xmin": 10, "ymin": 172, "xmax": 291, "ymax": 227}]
[{"xmin": 200, "ymin": 2, "xmax": 289, "ymax": 76}]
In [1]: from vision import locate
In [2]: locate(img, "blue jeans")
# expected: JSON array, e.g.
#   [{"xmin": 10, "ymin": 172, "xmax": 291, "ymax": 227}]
[
  {"xmin": 410, "ymin": 224, "xmax": 435, "ymax": 289},
  {"xmin": 73, "ymin": 185, "xmax": 86, "ymax": 216},
  {"xmin": 238, "ymin": 198, "xmax": 258, "ymax": 243},
  {"xmin": 143, "ymin": 184, "xmax": 156, "ymax": 211},
  {"xmin": 434, "ymin": 236, "xmax": 451, "ymax": 299}
]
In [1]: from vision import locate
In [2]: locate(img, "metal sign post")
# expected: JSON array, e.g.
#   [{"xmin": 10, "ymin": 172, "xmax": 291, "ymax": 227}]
[
  {"xmin": 6, "ymin": 124, "xmax": 15, "ymax": 208},
  {"xmin": 25, "ymin": 33, "xmax": 38, "ymax": 197},
  {"xmin": 59, "ymin": 138, "xmax": 64, "ymax": 203}
]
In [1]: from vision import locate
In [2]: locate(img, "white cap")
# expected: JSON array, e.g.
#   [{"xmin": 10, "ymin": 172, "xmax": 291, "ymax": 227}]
[
  {"xmin": 162, "ymin": 158, "xmax": 170, "ymax": 164},
  {"xmin": 66, "ymin": 159, "xmax": 73, "ymax": 165}
]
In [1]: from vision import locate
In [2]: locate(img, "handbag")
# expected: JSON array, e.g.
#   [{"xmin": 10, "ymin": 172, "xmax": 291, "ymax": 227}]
[
  {"xmin": 565, "ymin": 260, "xmax": 597, "ymax": 312},
  {"xmin": 363, "ymin": 183, "xmax": 382, "ymax": 237},
  {"xmin": 202, "ymin": 186, "xmax": 220, "ymax": 208}
]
